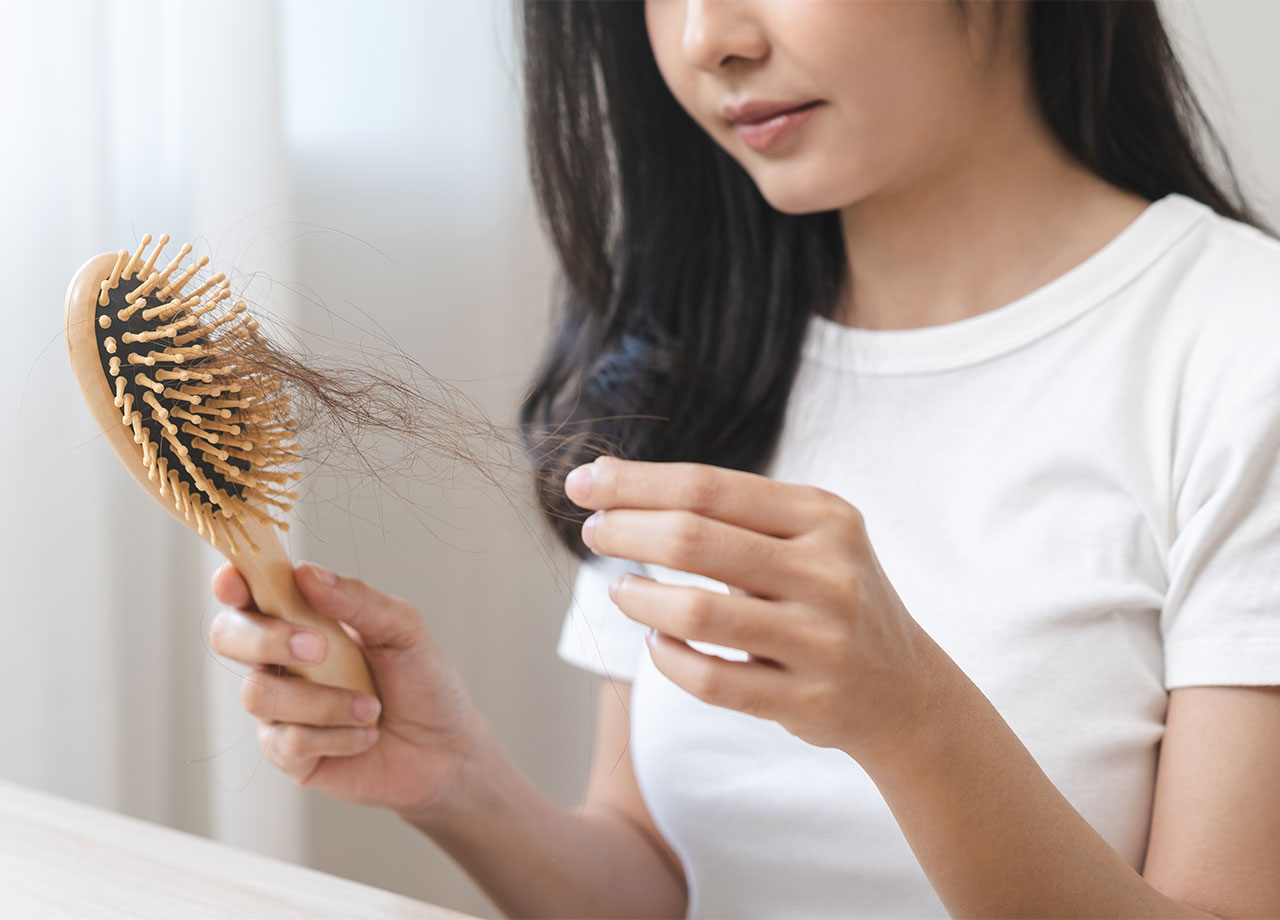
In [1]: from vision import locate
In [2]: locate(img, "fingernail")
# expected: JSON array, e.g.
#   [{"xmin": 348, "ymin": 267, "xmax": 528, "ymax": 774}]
[
  {"xmin": 565, "ymin": 464, "xmax": 593, "ymax": 502},
  {"xmin": 645, "ymin": 626, "xmax": 658, "ymax": 645},
  {"xmin": 608, "ymin": 575, "xmax": 622, "ymax": 602},
  {"xmin": 302, "ymin": 561, "xmax": 337, "ymax": 586},
  {"xmin": 582, "ymin": 509, "xmax": 603, "ymax": 547},
  {"xmin": 354, "ymin": 694, "xmax": 381, "ymax": 724},
  {"xmin": 361, "ymin": 727, "xmax": 379, "ymax": 745},
  {"xmin": 290, "ymin": 630, "xmax": 325, "ymax": 662}
]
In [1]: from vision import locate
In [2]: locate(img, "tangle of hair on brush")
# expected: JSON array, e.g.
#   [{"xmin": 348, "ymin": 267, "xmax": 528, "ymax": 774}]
[
  {"xmin": 93, "ymin": 231, "xmax": 632, "ymax": 576},
  {"xmin": 94, "ymin": 233, "xmax": 302, "ymax": 555}
]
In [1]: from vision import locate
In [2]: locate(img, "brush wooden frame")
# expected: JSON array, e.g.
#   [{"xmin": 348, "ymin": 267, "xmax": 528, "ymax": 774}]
[{"xmin": 65, "ymin": 251, "xmax": 378, "ymax": 701}]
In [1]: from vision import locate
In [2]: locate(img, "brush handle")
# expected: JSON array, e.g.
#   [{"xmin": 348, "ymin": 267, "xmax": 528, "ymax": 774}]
[{"xmin": 230, "ymin": 517, "xmax": 378, "ymax": 699}]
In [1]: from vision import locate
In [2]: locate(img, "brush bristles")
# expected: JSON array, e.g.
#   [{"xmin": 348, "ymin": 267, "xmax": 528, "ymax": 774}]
[{"xmin": 95, "ymin": 236, "xmax": 302, "ymax": 555}]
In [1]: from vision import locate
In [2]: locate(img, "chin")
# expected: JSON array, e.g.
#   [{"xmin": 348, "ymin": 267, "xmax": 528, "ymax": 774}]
[
  {"xmin": 754, "ymin": 181, "xmax": 844, "ymax": 217},
  {"xmin": 734, "ymin": 157, "xmax": 847, "ymax": 215}
]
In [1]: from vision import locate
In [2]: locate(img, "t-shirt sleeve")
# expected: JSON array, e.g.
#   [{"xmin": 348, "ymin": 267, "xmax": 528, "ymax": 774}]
[
  {"xmin": 1162, "ymin": 369, "xmax": 1280, "ymax": 689},
  {"xmin": 556, "ymin": 554, "xmax": 650, "ymax": 681}
]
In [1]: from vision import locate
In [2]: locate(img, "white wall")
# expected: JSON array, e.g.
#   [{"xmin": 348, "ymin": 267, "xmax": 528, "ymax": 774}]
[{"xmin": 1160, "ymin": 0, "xmax": 1280, "ymax": 224}]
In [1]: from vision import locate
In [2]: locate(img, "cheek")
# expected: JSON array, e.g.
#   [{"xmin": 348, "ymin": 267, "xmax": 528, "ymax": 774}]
[
  {"xmin": 811, "ymin": 39, "xmax": 976, "ymax": 185},
  {"xmin": 644, "ymin": 3, "xmax": 685, "ymax": 97},
  {"xmin": 797, "ymin": 1, "xmax": 981, "ymax": 155}
]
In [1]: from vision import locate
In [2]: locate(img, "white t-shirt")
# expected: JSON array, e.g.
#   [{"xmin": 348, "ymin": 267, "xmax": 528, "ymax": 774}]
[{"xmin": 556, "ymin": 192, "xmax": 1280, "ymax": 918}]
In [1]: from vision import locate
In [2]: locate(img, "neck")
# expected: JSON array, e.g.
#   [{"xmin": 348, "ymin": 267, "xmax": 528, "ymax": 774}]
[{"xmin": 835, "ymin": 106, "xmax": 1149, "ymax": 331}]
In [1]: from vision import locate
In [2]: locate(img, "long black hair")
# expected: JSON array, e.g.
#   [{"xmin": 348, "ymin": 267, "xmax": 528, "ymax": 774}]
[{"xmin": 514, "ymin": 0, "xmax": 1275, "ymax": 561}]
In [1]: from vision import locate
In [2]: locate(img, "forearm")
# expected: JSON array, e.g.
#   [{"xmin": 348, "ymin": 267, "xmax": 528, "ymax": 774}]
[
  {"xmin": 861, "ymin": 634, "xmax": 1214, "ymax": 919},
  {"xmin": 398, "ymin": 718, "xmax": 686, "ymax": 919}
]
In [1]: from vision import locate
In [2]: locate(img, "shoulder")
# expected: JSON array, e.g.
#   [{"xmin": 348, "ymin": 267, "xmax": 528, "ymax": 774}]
[
  {"xmin": 1161, "ymin": 201, "xmax": 1280, "ymax": 394},
  {"xmin": 1178, "ymin": 203, "xmax": 1280, "ymax": 316}
]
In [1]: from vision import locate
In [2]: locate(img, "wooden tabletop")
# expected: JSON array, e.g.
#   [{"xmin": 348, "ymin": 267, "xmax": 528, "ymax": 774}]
[{"xmin": 0, "ymin": 779, "xmax": 478, "ymax": 919}]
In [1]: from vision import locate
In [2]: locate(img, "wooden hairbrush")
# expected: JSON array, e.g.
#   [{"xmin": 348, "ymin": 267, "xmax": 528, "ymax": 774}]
[{"xmin": 64, "ymin": 234, "xmax": 378, "ymax": 700}]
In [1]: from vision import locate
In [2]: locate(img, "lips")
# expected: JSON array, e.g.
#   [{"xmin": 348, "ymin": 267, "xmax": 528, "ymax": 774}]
[
  {"xmin": 722, "ymin": 99, "xmax": 823, "ymax": 126},
  {"xmin": 732, "ymin": 102, "xmax": 822, "ymax": 153}
]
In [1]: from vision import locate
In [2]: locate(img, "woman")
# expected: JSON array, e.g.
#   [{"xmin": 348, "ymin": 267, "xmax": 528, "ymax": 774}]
[{"xmin": 210, "ymin": 1, "xmax": 1280, "ymax": 915}]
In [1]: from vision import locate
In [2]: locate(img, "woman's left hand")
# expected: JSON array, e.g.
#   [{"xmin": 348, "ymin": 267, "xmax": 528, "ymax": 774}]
[{"xmin": 565, "ymin": 454, "xmax": 945, "ymax": 766}]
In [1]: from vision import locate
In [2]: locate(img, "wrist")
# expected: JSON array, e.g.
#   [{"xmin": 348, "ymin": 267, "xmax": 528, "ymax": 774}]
[
  {"xmin": 395, "ymin": 707, "xmax": 506, "ymax": 835},
  {"xmin": 849, "ymin": 626, "xmax": 967, "ymax": 781}
]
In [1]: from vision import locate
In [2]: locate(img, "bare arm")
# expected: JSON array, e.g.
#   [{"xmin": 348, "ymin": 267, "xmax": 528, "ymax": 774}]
[
  {"xmin": 1143, "ymin": 685, "xmax": 1280, "ymax": 917},
  {"xmin": 404, "ymin": 681, "xmax": 688, "ymax": 919},
  {"xmin": 866, "ymin": 636, "xmax": 1280, "ymax": 918}
]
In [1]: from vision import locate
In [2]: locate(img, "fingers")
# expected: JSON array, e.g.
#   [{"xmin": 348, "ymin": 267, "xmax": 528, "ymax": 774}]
[
  {"xmin": 294, "ymin": 561, "xmax": 424, "ymax": 651},
  {"xmin": 257, "ymin": 720, "xmax": 379, "ymax": 784},
  {"xmin": 212, "ymin": 561, "xmax": 254, "ymax": 610},
  {"xmin": 209, "ymin": 560, "xmax": 396, "ymax": 787},
  {"xmin": 209, "ymin": 606, "xmax": 329, "ymax": 669},
  {"xmin": 646, "ymin": 631, "xmax": 791, "ymax": 720},
  {"xmin": 587, "ymin": 508, "xmax": 798, "ymax": 600},
  {"xmin": 566, "ymin": 456, "xmax": 822, "ymax": 539},
  {"xmin": 212, "ymin": 561, "xmax": 425, "ymax": 654},
  {"xmin": 614, "ymin": 575, "xmax": 798, "ymax": 660},
  {"xmin": 241, "ymin": 667, "xmax": 382, "ymax": 727}
]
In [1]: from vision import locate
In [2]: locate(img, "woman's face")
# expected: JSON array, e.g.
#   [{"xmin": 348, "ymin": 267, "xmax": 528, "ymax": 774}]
[{"xmin": 644, "ymin": 0, "xmax": 1022, "ymax": 215}]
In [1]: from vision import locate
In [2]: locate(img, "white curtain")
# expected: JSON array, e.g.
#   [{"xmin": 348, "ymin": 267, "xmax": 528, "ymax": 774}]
[
  {"xmin": 1, "ymin": 0, "xmax": 308, "ymax": 861},
  {"xmin": 2, "ymin": 1, "xmax": 1276, "ymax": 918}
]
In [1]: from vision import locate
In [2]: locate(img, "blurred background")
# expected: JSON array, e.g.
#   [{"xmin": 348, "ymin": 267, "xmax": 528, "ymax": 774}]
[{"xmin": 1, "ymin": 0, "xmax": 1278, "ymax": 916}]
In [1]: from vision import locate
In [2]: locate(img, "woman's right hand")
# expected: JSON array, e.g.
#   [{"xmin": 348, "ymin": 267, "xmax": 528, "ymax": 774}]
[{"xmin": 209, "ymin": 560, "xmax": 486, "ymax": 824}]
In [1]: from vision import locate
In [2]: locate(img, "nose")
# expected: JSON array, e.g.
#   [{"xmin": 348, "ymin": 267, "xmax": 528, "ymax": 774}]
[{"xmin": 681, "ymin": 0, "xmax": 768, "ymax": 72}]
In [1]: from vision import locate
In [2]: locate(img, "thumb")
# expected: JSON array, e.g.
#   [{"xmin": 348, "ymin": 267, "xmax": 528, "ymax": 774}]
[{"xmin": 294, "ymin": 561, "xmax": 425, "ymax": 652}]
